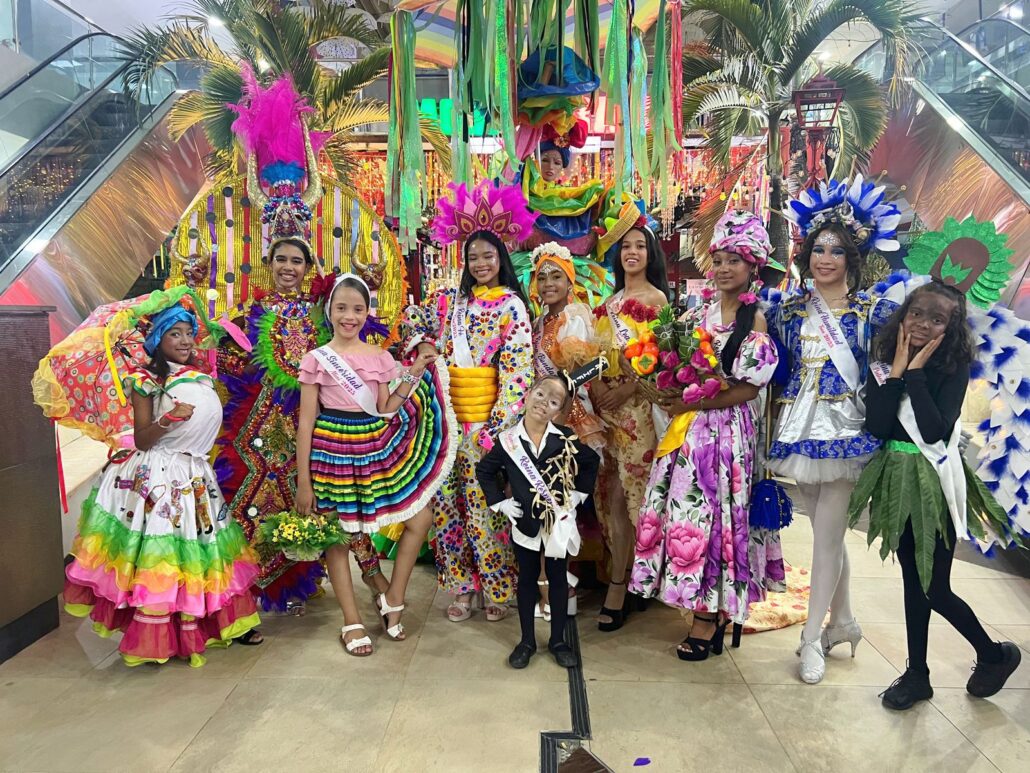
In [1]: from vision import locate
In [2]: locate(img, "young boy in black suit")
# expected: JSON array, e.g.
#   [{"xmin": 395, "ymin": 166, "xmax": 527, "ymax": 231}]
[{"xmin": 476, "ymin": 363, "xmax": 602, "ymax": 669}]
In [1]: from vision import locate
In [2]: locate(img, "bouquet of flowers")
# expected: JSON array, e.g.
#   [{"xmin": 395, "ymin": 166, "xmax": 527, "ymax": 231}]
[
  {"xmin": 623, "ymin": 305, "xmax": 724, "ymax": 404},
  {"xmin": 257, "ymin": 511, "xmax": 348, "ymax": 562}
]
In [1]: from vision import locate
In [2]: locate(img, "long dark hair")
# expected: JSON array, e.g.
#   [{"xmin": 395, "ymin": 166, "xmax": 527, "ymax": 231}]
[
  {"xmin": 721, "ymin": 290, "xmax": 759, "ymax": 376},
  {"xmin": 144, "ymin": 349, "xmax": 171, "ymax": 385},
  {"xmin": 795, "ymin": 223, "xmax": 862, "ymax": 294},
  {"xmin": 873, "ymin": 280, "xmax": 974, "ymax": 374},
  {"xmin": 459, "ymin": 230, "xmax": 529, "ymax": 308},
  {"xmin": 613, "ymin": 226, "xmax": 670, "ymax": 300}
]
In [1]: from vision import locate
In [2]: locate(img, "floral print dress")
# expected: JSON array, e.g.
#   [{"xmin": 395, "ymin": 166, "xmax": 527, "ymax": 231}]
[
  {"xmin": 400, "ymin": 285, "xmax": 533, "ymax": 603},
  {"xmin": 629, "ymin": 303, "xmax": 779, "ymax": 623}
]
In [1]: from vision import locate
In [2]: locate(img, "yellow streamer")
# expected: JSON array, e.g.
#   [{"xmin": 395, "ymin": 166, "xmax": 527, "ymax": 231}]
[{"xmin": 655, "ymin": 411, "xmax": 697, "ymax": 458}]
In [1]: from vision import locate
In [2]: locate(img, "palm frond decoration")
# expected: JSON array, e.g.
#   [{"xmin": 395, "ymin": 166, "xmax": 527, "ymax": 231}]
[{"xmin": 681, "ymin": 0, "xmax": 919, "ymax": 259}]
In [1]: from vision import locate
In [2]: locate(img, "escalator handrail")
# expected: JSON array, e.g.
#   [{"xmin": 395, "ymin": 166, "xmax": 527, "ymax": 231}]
[
  {"xmin": 969, "ymin": 16, "xmax": 1030, "ymax": 39},
  {"xmin": 853, "ymin": 18, "xmax": 1030, "ymax": 103},
  {"xmin": 0, "ymin": 58, "xmax": 177, "ymax": 180},
  {"xmin": 0, "ymin": 32, "xmax": 126, "ymax": 103}
]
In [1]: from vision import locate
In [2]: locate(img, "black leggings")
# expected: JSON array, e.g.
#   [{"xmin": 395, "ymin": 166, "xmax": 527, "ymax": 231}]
[
  {"xmin": 514, "ymin": 541, "xmax": 568, "ymax": 649},
  {"xmin": 897, "ymin": 519, "xmax": 1000, "ymax": 670}
]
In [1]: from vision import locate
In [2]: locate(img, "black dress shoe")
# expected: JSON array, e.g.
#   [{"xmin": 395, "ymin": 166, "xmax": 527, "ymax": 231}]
[
  {"xmin": 549, "ymin": 642, "xmax": 578, "ymax": 668},
  {"xmin": 880, "ymin": 666, "xmax": 933, "ymax": 710},
  {"xmin": 967, "ymin": 642, "xmax": 1022, "ymax": 698},
  {"xmin": 508, "ymin": 642, "xmax": 536, "ymax": 669}
]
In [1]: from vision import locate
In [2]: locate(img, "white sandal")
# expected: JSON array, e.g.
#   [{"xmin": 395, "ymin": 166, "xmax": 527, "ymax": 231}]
[
  {"xmin": 377, "ymin": 593, "xmax": 406, "ymax": 641},
  {"xmin": 535, "ymin": 581, "xmax": 551, "ymax": 622},
  {"xmin": 447, "ymin": 594, "xmax": 475, "ymax": 622},
  {"xmin": 340, "ymin": 624, "xmax": 373, "ymax": 657}
]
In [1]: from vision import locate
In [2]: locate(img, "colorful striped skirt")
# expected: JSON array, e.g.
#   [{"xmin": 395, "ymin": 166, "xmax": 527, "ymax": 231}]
[{"xmin": 310, "ymin": 366, "xmax": 456, "ymax": 533}]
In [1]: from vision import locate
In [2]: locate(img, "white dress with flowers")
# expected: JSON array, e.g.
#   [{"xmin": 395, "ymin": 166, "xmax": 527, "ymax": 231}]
[{"xmin": 628, "ymin": 305, "xmax": 779, "ymax": 624}]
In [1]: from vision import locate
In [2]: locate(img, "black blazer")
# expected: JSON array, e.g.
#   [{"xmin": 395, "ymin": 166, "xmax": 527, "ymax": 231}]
[{"xmin": 476, "ymin": 422, "xmax": 599, "ymax": 539}]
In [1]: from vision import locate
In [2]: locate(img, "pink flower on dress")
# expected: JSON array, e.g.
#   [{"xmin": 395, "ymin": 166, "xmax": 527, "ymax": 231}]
[
  {"xmin": 754, "ymin": 338, "xmax": 778, "ymax": 369},
  {"xmin": 635, "ymin": 509, "xmax": 663, "ymax": 559},
  {"xmin": 666, "ymin": 522, "xmax": 707, "ymax": 576},
  {"xmin": 663, "ymin": 580, "xmax": 700, "ymax": 607},
  {"xmin": 630, "ymin": 562, "xmax": 653, "ymax": 590},
  {"xmin": 730, "ymin": 461, "xmax": 743, "ymax": 494}
]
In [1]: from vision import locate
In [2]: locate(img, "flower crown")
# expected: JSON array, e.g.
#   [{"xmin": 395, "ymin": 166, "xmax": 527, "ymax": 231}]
[
  {"xmin": 431, "ymin": 180, "xmax": 538, "ymax": 247},
  {"xmin": 785, "ymin": 175, "xmax": 901, "ymax": 254},
  {"xmin": 530, "ymin": 242, "xmax": 574, "ymax": 265}
]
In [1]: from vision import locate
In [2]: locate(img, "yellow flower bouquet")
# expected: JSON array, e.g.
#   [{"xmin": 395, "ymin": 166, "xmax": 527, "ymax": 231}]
[{"xmin": 257, "ymin": 511, "xmax": 348, "ymax": 562}]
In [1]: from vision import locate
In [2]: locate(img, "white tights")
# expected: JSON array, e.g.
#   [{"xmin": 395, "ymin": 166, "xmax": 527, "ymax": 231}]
[{"xmin": 797, "ymin": 480, "xmax": 855, "ymax": 642}]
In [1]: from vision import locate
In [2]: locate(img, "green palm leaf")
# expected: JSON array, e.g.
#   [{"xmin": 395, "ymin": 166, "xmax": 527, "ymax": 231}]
[
  {"xmin": 824, "ymin": 63, "xmax": 887, "ymax": 177},
  {"xmin": 318, "ymin": 47, "xmax": 391, "ymax": 114}
]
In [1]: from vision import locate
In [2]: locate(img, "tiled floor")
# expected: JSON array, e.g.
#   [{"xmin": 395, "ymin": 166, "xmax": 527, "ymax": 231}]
[{"xmin": 2, "ymin": 514, "xmax": 1028, "ymax": 772}]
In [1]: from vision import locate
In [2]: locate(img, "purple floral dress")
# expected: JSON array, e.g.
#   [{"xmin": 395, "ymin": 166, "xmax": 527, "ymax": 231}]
[{"xmin": 629, "ymin": 304, "xmax": 779, "ymax": 623}]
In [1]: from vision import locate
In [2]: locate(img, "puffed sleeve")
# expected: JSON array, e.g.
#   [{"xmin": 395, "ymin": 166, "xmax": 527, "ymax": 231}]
[
  {"xmin": 123, "ymin": 368, "xmax": 158, "ymax": 397},
  {"xmin": 298, "ymin": 351, "xmax": 320, "ymax": 385},
  {"xmin": 729, "ymin": 331, "xmax": 779, "ymax": 387},
  {"xmin": 482, "ymin": 295, "xmax": 534, "ymax": 448},
  {"xmin": 399, "ymin": 288, "xmax": 450, "ymax": 357},
  {"xmin": 552, "ymin": 303, "xmax": 600, "ymax": 370}
]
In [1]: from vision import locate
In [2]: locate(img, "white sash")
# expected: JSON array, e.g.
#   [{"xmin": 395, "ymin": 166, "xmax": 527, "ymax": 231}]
[
  {"xmin": 533, "ymin": 321, "xmax": 559, "ymax": 377},
  {"xmin": 450, "ymin": 293, "xmax": 475, "ymax": 368},
  {"xmin": 499, "ymin": 425, "xmax": 580, "ymax": 558},
  {"xmin": 311, "ymin": 346, "xmax": 388, "ymax": 417},
  {"xmin": 608, "ymin": 291, "xmax": 633, "ymax": 346},
  {"xmin": 808, "ymin": 289, "xmax": 861, "ymax": 392},
  {"xmin": 704, "ymin": 300, "xmax": 728, "ymax": 365},
  {"xmin": 870, "ymin": 361, "xmax": 966, "ymax": 539}
]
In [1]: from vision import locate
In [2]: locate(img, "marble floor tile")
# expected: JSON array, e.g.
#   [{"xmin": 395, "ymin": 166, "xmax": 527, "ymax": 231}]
[
  {"xmin": 0, "ymin": 613, "xmax": 118, "ymax": 678},
  {"xmin": 988, "ymin": 624, "xmax": 1030, "ymax": 654},
  {"xmin": 949, "ymin": 579, "xmax": 1030, "ymax": 626},
  {"xmin": 930, "ymin": 687, "xmax": 1030, "ymax": 773},
  {"xmin": 0, "ymin": 677, "xmax": 78, "ymax": 728},
  {"xmin": 751, "ymin": 683, "xmax": 995, "ymax": 773},
  {"xmin": 0, "ymin": 669, "xmax": 236, "ymax": 773},
  {"xmin": 862, "ymin": 622, "xmax": 1030, "ymax": 690},
  {"xmin": 373, "ymin": 679, "xmax": 569, "ymax": 772},
  {"xmin": 848, "ymin": 577, "xmax": 909, "ymax": 624},
  {"xmin": 586, "ymin": 681, "xmax": 795, "ymax": 772},
  {"xmin": 169, "ymin": 676, "xmax": 401, "ymax": 773},
  {"xmin": 728, "ymin": 624, "xmax": 901, "ymax": 687}
]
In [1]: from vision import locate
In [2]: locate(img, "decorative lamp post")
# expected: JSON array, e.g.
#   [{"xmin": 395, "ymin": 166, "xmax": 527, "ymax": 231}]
[{"xmin": 791, "ymin": 73, "xmax": 845, "ymax": 189}]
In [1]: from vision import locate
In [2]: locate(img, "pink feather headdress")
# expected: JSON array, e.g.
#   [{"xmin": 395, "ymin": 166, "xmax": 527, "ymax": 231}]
[
  {"xmin": 431, "ymin": 181, "xmax": 538, "ymax": 247},
  {"xmin": 227, "ymin": 64, "xmax": 331, "ymax": 244}
]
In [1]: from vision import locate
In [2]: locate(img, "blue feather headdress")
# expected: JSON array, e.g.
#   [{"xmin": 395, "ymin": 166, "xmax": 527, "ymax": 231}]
[{"xmin": 785, "ymin": 175, "xmax": 902, "ymax": 255}]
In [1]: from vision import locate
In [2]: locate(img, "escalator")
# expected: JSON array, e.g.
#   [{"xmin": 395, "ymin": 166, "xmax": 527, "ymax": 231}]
[
  {"xmin": 854, "ymin": 18, "xmax": 1030, "ymax": 313},
  {"xmin": 0, "ymin": 33, "xmax": 210, "ymax": 339}
]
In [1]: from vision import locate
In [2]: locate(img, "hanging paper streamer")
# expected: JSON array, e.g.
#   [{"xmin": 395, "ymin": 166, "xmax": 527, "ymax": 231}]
[
  {"xmin": 574, "ymin": 0, "xmax": 601, "ymax": 84},
  {"xmin": 386, "ymin": 11, "xmax": 425, "ymax": 252},
  {"xmin": 629, "ymin": 28, "xmax": 649, "ymax": 197},
  {"xmin": 601, "ymin": 0, "xmax": 632, "ymax": 201},
  {"xmin": 493, "ymin": 0, "xmax": 519, "ymax": 166},
  {"xmin": 649, "ymin": 0, "xmax": 682, "ymax": 233}
]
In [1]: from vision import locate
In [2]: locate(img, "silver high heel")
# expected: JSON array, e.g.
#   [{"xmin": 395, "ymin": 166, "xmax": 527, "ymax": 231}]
[
  {"xmin": 798, "ymin": 634, "xmax": 826, "ymax": 684},
  {"xmin": 822, "ymin": 619, "xmax": 862, "ymax": 657}
]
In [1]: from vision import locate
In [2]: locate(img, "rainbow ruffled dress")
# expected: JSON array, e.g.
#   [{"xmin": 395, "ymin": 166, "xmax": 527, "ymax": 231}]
[{"xmin": 63, "ymin": 364, "xmax": 260, "ymax": 667}]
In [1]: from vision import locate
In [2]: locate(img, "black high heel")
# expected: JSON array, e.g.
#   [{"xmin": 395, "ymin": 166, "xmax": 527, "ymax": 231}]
[
  {"xmin": 731, "ymin": 622, "xmax": 742, "ymax": 649},
  {"xmin": 598, "ymin": 581, "xmax": 629, "ymax": 633},
  {"xmin": 677, "ymin": 615, "xmax": 730, "ymax": 661}
]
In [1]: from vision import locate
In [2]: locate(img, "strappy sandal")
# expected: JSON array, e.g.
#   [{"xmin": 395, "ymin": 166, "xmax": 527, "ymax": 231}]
[
  {"xmin": 483, "ymin": 595, "xmax": 509, "ymax": 622},
  {"xmin": 447, "ymin": 593, "xmax": 474, "ymax": 622},
  {"xmin": 598, "ymin": 581, "xmax": 629, "ymax": 632},
  {"xmin": 340, "ymin": 624, "xmax": 373, "ymax": 657},
  {"xmin": 285, "ymin": 600, "xmax": 306, "ymax": 617},
  {"xmin": 235, "ymin": 629, "xmax": 264, "ymax": 645},
  {"xmin": 377, "ymin": 593, "xmax": 406, "ymax": 641},
  {"xmin": 676, "ymin": 614, "xmax": 729, "ymax": 662},
  {"xmin": 535, "ymin": 581, "xmax": 551, "ymax": 622}
]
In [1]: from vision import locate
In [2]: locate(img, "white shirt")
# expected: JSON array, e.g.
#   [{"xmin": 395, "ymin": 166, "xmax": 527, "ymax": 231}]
[{"xmin": 490, "ymin": 420, "xmax": 587, "ymax": 556}]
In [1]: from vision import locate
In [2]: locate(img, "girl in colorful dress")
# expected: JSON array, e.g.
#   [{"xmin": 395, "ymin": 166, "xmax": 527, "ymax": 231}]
[
  {"xmin": 216, "ymin": 237, "xmax": 388, "ymax": 615},
  {"xmin": 64, "ymin": 299, "xmax": 261, "ymax": 666},
  {"xmin": 216, "ymin": 68, "xmax": 387, "ymax": 615},
  {"xmin": 629, "ymin": 211, "xmax": 779, "ymax": 659},
  {"xmin": 400, "ymin": 181, "xmax": 536, "ymax": 622},
  {"xmin": 849, "ymin": 280, "xmax": 1020, "ymax": 708},
  {"xmin": 767, "ymin": 176, "xmax": 901, "ymax": 684},
  {"xmin": 476, "ymin": 364, "xmax": 603, "ymax": 669},
  {"xmin": 295, "ymin": 274, "xmax": 455, "ymax": 655},
  {"xmin": 530, "ymin": 242, "xmax": 604, "ymax": 620},
  {"xmin": 590, "ymin": 221, "xmax": 669, "ymax": 631}
]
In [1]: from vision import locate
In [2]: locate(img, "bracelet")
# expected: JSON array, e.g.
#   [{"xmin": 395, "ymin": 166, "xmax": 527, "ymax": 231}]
[{"xmin": 400, "ymin": 371, "xmax": 419, "ymax": 386}]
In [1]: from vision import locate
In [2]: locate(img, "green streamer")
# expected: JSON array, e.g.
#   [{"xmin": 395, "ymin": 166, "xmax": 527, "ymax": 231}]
[
  {"xmin": 574, "ymin": 0, "xmax": 600, "ymax": 76},
  {"xmin": 385, "ymin": 12, "xmax": 424, "ymax": 252},
  {"xmin": 494, "ymin": 0, "xmax": 518, "ymax": 165},
  {"xmin": 629, "ymin": 28, "xmax": 649, "ymax": 198},
  {"xmin": 602, "ymin": 0, "xmax": 630, "ymax": 200}
]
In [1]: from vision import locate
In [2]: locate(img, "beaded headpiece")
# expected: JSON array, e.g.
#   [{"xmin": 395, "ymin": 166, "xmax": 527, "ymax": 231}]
[
  {"xmin": 229, "ymin": 64, "xmax": 328, "ymax": 248},
  {"xmin": 431, "ymin": 180, "xmax": 538, "ymax": 247},
  {"xmin": 785, "ymin": 174, "xmax": 901, "ymax": 254}
]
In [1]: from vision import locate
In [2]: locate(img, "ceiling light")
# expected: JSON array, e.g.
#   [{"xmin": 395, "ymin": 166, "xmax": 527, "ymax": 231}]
[
  {"xmin": 817, "ymin": 51, "xmax": 831, "ymax": 61},
  {"xmin": 946, "ymin": 114, "xmax": 964, "ymax": 131},
  {"xmin": 26, "ymin": 237, "xmax": 49, "ymax": 253},
  {"xmin": 208, "ymin": 16, "xmax": 225, "ymax": 27},
  {"xmin": 1007, "ymin": 7, "xmax": 1023, "ymax": 20},
  {"xmin": 257, "ymin": 58, "xmax": 270, "ymax": 72}
]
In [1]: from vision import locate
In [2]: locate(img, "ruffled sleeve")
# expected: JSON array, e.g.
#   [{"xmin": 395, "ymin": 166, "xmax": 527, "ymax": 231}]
[
  {"xmin": 729, "ymin": 331, "xmax": 779, "ymax": 387},
  {"xmin": 123, "ymin": 368, "xmax": 158, "ymax": 397},
  {"xmin": 361, "ymin": 351, "xmax": 400, "ymax": 384},
  {"xmin": 552, "ymin": 303, "xmax": 600, "ymax": 370},
  {"xmin": 298, "ymin": 351, "xmax": 321, "ymax": 386}
]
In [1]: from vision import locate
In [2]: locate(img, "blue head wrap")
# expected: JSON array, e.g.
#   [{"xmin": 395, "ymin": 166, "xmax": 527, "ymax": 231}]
[
  {"xmin": 144, "ymin": 306, "xmax": 198, "ymax": 355},
  {"xmin": 539, "ymin": 140, "xmax": 571, "ymax": 168}
]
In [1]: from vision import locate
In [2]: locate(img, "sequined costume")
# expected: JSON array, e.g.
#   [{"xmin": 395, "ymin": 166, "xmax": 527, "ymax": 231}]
[
  {"xmin": 765, "ymin": 291, "xmax": 897, "ymax": 483},
  {"xmin": 400, "ymin": 285, "xmax": 534, "ymax": 603},
  {"xmin": 215, "ymin": 290, "xmax": 381, "ymax": 611}
]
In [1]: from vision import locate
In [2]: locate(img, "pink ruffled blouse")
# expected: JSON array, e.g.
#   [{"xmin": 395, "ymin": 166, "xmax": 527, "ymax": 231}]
[{"xmin": 298, "ymin": 350, "xmax": 399, "ymax": 411}]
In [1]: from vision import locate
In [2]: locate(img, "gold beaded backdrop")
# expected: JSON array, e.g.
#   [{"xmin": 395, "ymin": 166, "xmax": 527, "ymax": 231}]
[{"xmin": 169, "ymin": 174, "xmax": 406, "ymax": 326}]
